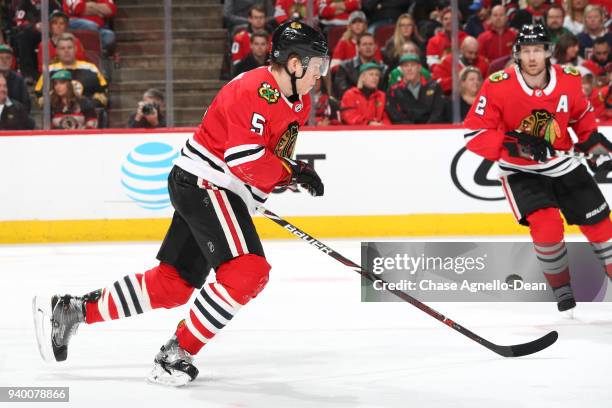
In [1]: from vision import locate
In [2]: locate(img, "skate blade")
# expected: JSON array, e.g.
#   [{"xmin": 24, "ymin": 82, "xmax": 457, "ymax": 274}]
[
  {"xmin": 562, "ymin": 308, "xmax": 576, "ymax": 319},
  {"xmin": 32, "ymin": 296, "xmax": 56, "ymax": 363},
  {"xmin": 146, "ymin": 365, "xmax": 193, "ymax": 387}
]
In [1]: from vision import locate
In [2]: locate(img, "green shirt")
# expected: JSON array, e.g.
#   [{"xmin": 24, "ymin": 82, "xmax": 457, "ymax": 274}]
[
  {"xmin": 388, "ymin": 66, "xmax": 432, "ymax": 87},
  {"xmin": 550, "ymin": 27, "xmax": 572, "ymax": 45}
]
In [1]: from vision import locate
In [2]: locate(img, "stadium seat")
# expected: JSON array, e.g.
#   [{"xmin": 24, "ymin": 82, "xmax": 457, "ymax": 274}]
[
  {"xmin": 374, "ymin": 24, "xmax": 395, "ymax": 50},
  {"xmin": 327, "ymin": 26, "xmax": 346, "ymax": 56},
  {"xmin": 71, "ymin": 29, "xmax": 102, "ymax": 68}
]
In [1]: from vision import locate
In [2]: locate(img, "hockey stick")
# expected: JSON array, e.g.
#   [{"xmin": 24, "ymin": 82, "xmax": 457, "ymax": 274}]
[{"xmin": 257, "ymin": 206, "xmax": 558, "ymax": 358}]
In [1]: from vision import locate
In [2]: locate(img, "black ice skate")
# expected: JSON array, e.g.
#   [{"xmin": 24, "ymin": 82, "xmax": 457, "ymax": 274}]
[
  {"xmin": 553, "ymin": 284, "xmax": 576, "ymax": 313},
  {"xmin": 33, "ymin": 294, "xmax": 86, "ymax": 362},
  {"xmin": 148, "ymin": 335, "xmax": 199, "ymax": 387}
]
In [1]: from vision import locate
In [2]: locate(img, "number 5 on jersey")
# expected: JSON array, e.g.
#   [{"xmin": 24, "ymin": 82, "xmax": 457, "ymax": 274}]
[{"xmin": 251, "ymin": 113, "xmax": 266, "ymax": 135}]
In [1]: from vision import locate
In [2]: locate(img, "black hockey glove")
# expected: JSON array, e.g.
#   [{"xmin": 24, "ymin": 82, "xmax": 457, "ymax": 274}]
[
  {"xmin": 574, "ymin": 131, "xmax": 612, "ymax": 174},
  {"xmin": 283, "ymin": 158, "xmax": 324, "ymax": 197},
  {"xmin": 503, "ymin": 131, "xmax": 555, "ymax": 163}
]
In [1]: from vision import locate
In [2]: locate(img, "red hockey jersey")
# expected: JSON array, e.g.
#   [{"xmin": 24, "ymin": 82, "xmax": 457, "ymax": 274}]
[
  {"xmin": 230, "ymin": 29, "xmax": 272, "ymax": 64},
  {"xmin": 431, "ymin": 53, "xmax": 489, "ymax": 95},
  {"xmin": 175, "ymin": 66, "xmax": 310, "ymax": 212},
  {"xmin": 63, "ymin": 0, "xmax": 116, "ymax": 28},
  {"xmin": 274, "ymin": 0, "xmax": 320, "ymax": 24},
  {"xmin": 330, "ymin": 37, "xmax": 384, "ymax": 71},
  {"xmin": 464, "ymin": 64, "xmax": 597, "ymax": 177}
]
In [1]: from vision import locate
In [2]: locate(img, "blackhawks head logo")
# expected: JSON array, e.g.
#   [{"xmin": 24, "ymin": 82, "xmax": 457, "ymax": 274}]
[
  {"xmin": 517, "ymin": 109, "xmax": 562, "ymax": 144},
  {"xmin": 275, "ymin": 121, "xmax": 299, "ymax": 159},
  {"xmin": 258, "ymin": 82, "xmax": 280, "ymax": 104}
]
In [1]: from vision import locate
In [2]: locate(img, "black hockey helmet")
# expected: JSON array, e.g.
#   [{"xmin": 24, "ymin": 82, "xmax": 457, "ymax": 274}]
[
  {"xmin": 271, "ymin": 19, "xmax": 330, "ymax": 77},
  {"xmin": 512, "ymin": 24, "xmax": 553, "ymax": 64}
]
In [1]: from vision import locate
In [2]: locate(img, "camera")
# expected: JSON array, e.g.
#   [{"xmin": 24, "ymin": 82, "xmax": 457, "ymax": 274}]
[{"xmin": 142, "ymin": 103, "xmax": 157, "ymax": 116}]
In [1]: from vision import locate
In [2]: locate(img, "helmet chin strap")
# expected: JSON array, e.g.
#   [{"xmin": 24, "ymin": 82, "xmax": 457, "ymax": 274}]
[{"xmin": 284, "ymin": 63, "xmax": 307, "ymax": 103}]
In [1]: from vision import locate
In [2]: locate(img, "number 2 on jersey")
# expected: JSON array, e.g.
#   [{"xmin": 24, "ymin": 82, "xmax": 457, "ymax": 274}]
[{"xmin": 475, "ymin": 96, "xmax": 487, "ymax": 115}]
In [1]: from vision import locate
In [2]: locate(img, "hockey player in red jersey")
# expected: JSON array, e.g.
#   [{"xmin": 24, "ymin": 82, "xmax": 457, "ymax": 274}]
[
  {"xmin": 464, "ymin": 24, "xmax": 612, "ymax": 313},
  {"xmin": 32, "ymin": 20, "xmax": 330, "ymax": 386}
]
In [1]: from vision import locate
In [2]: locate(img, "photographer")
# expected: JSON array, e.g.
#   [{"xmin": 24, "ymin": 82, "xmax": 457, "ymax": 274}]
[{"xmin": 127, "ymin": 88, "xmax": 166, "ymax": 129}]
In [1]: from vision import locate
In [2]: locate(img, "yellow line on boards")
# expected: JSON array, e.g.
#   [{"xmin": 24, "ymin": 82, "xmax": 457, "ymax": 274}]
[{"xmin": 0, "ymin": 214, "xmax": 582, "ymax": 244}]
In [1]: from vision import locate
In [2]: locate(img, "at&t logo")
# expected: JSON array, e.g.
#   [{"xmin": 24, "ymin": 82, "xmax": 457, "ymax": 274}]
[{"xmin": 121, "ymin": 142, "xmax": 179, "ymax": 210}]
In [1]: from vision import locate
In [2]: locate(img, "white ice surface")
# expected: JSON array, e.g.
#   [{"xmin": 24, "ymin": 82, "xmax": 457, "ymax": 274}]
[{"xmin": 0, "ymin": 238, "xmax": 610, "ymax": 408}]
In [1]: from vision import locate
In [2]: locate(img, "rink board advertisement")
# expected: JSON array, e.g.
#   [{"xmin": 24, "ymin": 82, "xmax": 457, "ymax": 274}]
[
  {"xmin": 361, "ymin": 242, "xmax": 612, "ymax": 302},
  {"xmin": 0, "ymin": 125, "xmax": 611, "ymax": 242}
]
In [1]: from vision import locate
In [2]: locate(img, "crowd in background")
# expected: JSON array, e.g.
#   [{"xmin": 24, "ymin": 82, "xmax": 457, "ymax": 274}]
[
  {"xmin": 0, "ymin": 0, "xmax": 166, "ymax": 130},
  {"xmin": 225, "ymin": 0, "xmax": 611, "ymax": 125},
  {"xmin": 0, "ymin": 0, "xmax": 120, "ymax": 130},
  {"xmin": 0, "ymin": 0, "xmax": 610, "ymax": 130}
]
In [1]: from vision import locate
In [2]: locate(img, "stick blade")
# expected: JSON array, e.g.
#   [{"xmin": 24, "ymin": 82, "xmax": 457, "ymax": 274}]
[{"xmin": 493, "ymin": 330, "xmax": 559, "ymax": 357}]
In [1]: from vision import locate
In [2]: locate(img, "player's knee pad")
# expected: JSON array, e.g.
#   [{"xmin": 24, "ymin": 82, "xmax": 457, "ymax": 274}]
[
  {"xmin": 216, "ymin": 254, "xmax": 271, "ymax": 305},
  {"xmin": 579, "ymin": 217, "xmax": 612, "ymax": 243},
  {"xmin": 526, "ymin": 208, "xmax": 564, "ymax": 243},
  {"xmin": 144, "ymin": 262, "xmax": 194, "ymax": 308}
]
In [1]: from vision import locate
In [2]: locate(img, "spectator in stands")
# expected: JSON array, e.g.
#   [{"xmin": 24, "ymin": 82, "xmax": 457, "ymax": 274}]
[
  {"xmin": 231, "ymin": 4, "xmax": 270, "ymax": 66},
  {"xmin": 274, "ymin": 0, "xmax": 317, "ymax": 25},
  {"xmin": 477, "ymin": 5, "xmax": 516, "ymax": 63},
  {"xmin": 499, "ymin": 0, "xmax": 519, "ymax": 21},
  {"xmin": 331, "ymin": 11, "xmax": 382, "ymax": 71},
  {"xmin": 386, "ymin": 53, "xmax": 445, "ymax": 124},
  {"xmin": 464, "ymin": 0, "xmax": 490, "ymax": 38},
  {"xmin": 582, "ymin": 72, "xmax": 595, "ymax": 98},
  {"xmin": 319, "ymin": 0, "xmax": 360, "ymax": 28},
  {"xmin": 0, "ymin": 73, "xmax": 33, "ymax": 130},
  {"xmin": 314, "ymin": 78, "xmax": 340, "ymax": 125},
  {"xmin": 333, "ymin": 32, "xmax": 386, "ymax": 98},
  {"xmin": 425, "ymin": 7, "xmax": 467, "ymax": 68},
  {"xmin": 415, "ymin": 3, "xmax": 451, "ymax": 43},
  {"xmin": 37, "ymin": 10, "xmax": 87, "ymax": 72},
  {"xmin": 583, "ymin": 71, "xmax": 608, "ymax": 121},
  {"xmin": 226, "ymin": 0, "xmax": 275, "ymax": 32},
  {"xmin": 382, "ymin": 13, "xmax": 424, "ymax": 67},
  {"xmin": 63, "ymin": 0, "xmax": 116, "ymax": 54},
  {"xmin": 387, "ymin": 42, "xmax": 431, "ymax": 87},
  {"xmin": 432, "ymin": 36, "xmax": 488, "ymax": 95},
  {"xmin": 444, "ymin": 66, "xmax": 483, "ymax": 122},
  {"xmin": 35, "ymin": 33, "xmax": 108, "ymax": 108},
  {"xmin": 362, "ymin": 0, "xmax": 413, "ymax": 34},
  {"xmin": 0, "ymin": 44, "xmax": 31, "ymax": 112},
  {"xmin": 564, "ymin": 0, "xmax": 588, "ymax": 35},
  {"xmin": 509, "ymin": 0, "xmax": 548, "ymax": 30},
  {"xmin": 233, "ymin": 31, "xmax": 269, "ymax": 77},
  {"xmin": 128, "ymin": 88, "xmax": 166, "ymax": 129},
  {"xmin": 595, "ymin": 69, "xmax": 611, "ymax": 122},
  {"xmin": 49, "ymin": 69, "xmax": 97, "ymax": 129},
  {"xmin": 340, "ymin": 62, "xmax": 389, "ymax": 125},
  {"xmin": 13, "ymin": 0, "xmax": 62, "ymax": 83},
  {"xmin": 582, "ymin": 37, "xmax": 611, "ymax": 79},
  {"xmin": 552, "ymin": 32, "xmax": 584, "ymax": 67},
  {"xmin": 545, "ymin": 4, "xmax": 572, "ymax": 45},
  {"xmin": 577, "ymin": 5, "xmax": 611, "ymax": 59}
]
